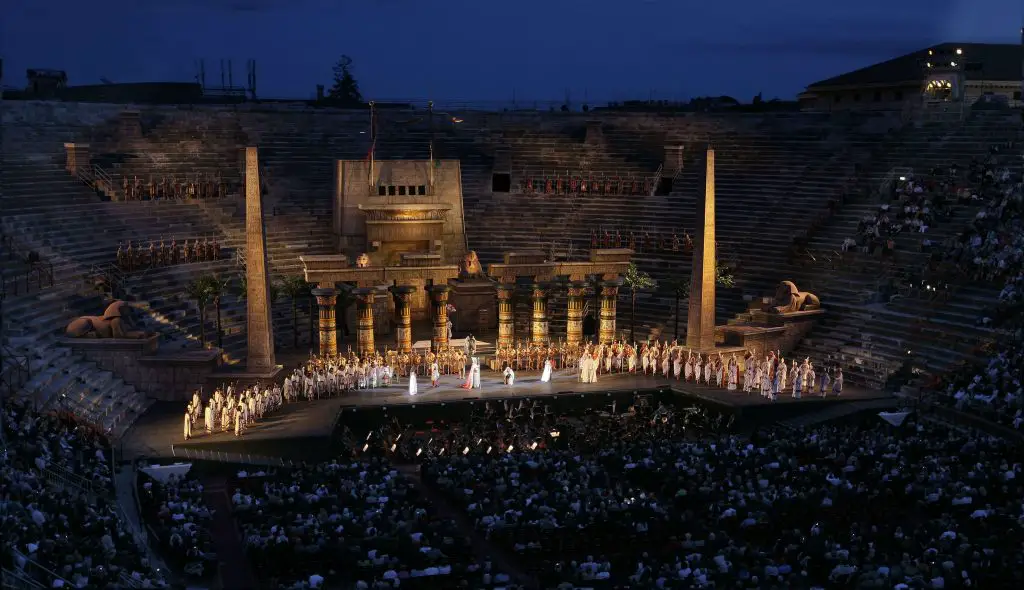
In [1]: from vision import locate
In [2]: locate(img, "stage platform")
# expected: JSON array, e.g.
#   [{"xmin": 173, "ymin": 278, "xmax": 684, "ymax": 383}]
[{"xmin": 120, "ymin": 368, "xmax": 891, "ymax": 461}]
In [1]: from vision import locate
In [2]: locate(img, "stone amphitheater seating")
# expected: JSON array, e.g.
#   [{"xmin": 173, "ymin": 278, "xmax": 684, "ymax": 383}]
[
  {"xmin": 784, "ymin": 107, "xmax": 1022, "ymax": 389},
  {"xmin": 464, "ymin": 113, "xmax": 893, "ymax": 340}
]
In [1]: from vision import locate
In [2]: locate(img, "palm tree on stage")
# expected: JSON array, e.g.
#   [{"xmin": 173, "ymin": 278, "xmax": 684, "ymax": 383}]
[
  {"xmin": 207, "ymin": 274, "xmax": 231, "ymax": 350},
  {"xmin": 279, "ymin": 275, "xmax": 308, "ymax": 349},
  {"xmin": 622, "ymin": 262, "xmax": 656, "ymax": 343},
  {"xmin": 667, "ymin": 276, "xmax": 688, "ymax": 341},
  {"xmin": 185, "ymin": 276, "xmax": 217, "ymax": 348}
]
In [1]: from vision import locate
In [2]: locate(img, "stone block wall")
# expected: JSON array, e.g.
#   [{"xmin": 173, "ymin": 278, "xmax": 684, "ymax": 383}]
[{"xmin": 62, "ymin": 337, "xmax": 221, "ymax": 401}]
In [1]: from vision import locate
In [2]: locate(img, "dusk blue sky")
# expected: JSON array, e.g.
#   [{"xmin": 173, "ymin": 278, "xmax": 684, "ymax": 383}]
[{"xmin": 2, "ymin": 0, "xmax": 1020, "ymax": 105}]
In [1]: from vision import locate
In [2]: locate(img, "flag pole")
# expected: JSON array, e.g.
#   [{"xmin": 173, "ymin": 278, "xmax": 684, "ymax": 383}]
[
  {"xmin": 428, "ymin": 101, "xmax": 435, "ymax": 194},
  {"xmin": 368, "ymin": 100, "xmax": 376, "ymax": 191}
]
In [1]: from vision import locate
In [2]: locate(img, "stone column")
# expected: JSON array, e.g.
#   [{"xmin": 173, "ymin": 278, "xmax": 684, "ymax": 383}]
[
  {"xmin": 63, "ymin": 143, "xmax": 91, "ymax": 176},
  {"xmin": 355, "ymin": 288, "xmax": 377, "ymax": 356},
  {"xmin": 530, "ymin": 283, "xmax": 550, "ymax": 345},
  {"xmin": 686, "ymin": 146, "xmax": 717, "ymax": 351},
  {"xmin": 430, "ymin": 285, "xmax": 452, "ymax": 351},
  {"xmin": 599, "ymin": 281, "xmax": 620, "ymax": 344},
  {"xmin": 243, "ymin": 146, "xmax": 277, "ymax": 372},
  {"xmin": 496, "ymin": 283, "xmax": 515, "ymax": 349},
  {"xmin": 311, "ymin": 287, "xmax": 338, "ymax": 357},
  {"xmin": 390, "ymin": 285, "xmax": 417, "ymax": 353},
  {"xmin": 565, "ymin": 281, "xmax": 587, "ymax": 346}
]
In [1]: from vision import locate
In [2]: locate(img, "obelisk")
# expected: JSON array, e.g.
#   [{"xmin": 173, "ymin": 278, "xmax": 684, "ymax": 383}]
[
  {"xmin": 244, "ymin": 147, "xmax": 277, "ymax": 372},
  {"xmin": 685, "ymin": 146, "xmax": 716, "ymax": 351}
]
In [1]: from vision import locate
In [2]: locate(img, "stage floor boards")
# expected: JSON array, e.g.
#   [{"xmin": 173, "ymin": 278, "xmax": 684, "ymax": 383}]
[{"xmin": 120, "ymin": 368, "xmax": 888, "ymax": 461}]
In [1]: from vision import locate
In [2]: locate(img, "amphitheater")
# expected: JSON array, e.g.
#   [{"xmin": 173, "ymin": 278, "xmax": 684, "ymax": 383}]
[{"xmin": 0, "ymin": 96, "xmax": 1020, "ymax": 439}]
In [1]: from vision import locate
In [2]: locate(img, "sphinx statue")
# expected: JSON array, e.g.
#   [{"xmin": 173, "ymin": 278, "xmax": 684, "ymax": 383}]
[
  {"xmin": 65, "ymin": 300, "xmax": 149, "ymax": 339},
  {"xmin": 461, "ymin": 250, "xmax": 484, "ymax": 279},
  {"xmin": 764, "ymin": 281, "xmax": 821, "ymax": 314},
  {"xmin": 355, "ymin": 253, "xmax": 371, "ymax": 268}
]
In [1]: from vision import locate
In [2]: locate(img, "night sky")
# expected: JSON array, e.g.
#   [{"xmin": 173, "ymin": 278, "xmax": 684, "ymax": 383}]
[{"xmin": 2, "ymin": 0, "xmax": 1019, "ymax": 105}]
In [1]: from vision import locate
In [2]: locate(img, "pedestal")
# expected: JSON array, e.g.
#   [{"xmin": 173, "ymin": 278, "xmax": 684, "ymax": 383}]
[
  {"xmin": 430, "ymin": 285, "xmax": 452, "ymax": 351},
  {"xmin": 599, "ymin": 281, "xmax": 620, "ymax": 344},
  {"xmin": 390, "ymin": 285, "xmax": 417, "ymax": 353},
  {"xmin": 451, "ymin": 279, "xmax": 496, "ymax": 333},
  {"xmin": 530, "ymin": 283, "xmax": 550, "ymax": 345},
  {"xmin": 496, "ymin": 283, "xmax": 515, "ymax": 349},
  {"xmin": 566, "ymin": 281, "xmax": 587, "ymax": 346},
  {"xmin": 355, "ymin": 288, "xmax": 377, "ymax": 356},
  {"xmin": 312, "ymin": 287, "xmax": 338, "ymax": 357}
]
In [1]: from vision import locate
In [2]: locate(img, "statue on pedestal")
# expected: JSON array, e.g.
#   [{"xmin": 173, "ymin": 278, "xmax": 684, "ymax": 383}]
[
  {"xmin": 65, "ymin": 300, "xmax": 150, "ymax": 339},
  {"xmin": 460, "ymin": 250, "xmax": 483, "ymax": 278},
  {"xmin": 764, "ymin": 281, "xmax": 821, "ymax": 314}
]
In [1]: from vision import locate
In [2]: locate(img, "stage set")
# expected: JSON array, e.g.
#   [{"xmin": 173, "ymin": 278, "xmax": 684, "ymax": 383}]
[{"xmin": 111, "ymin": 145, "xmax": 886, "ymax": 460}]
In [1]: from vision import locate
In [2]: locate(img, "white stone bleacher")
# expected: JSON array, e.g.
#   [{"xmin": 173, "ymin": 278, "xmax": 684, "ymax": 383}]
[
  {"xmin": 463, "ymin": 114, "xmax": 890, "ymax": 341},
  {"xmin": 90, "ymin": 109, "xmax": 247, "ymax": 197},
  {"xmin": 0, "ymin": 154, "xmax": 232, "ymax": 434},
  {"xmin": 784, "ymin": 108, "xmax": 1022, "ymax": 389}
]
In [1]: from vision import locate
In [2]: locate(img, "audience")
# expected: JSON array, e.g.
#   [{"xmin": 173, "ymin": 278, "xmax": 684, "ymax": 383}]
[
  {"xmin": 229, "ymin": 458, "xmax": 514, "ymax": 589},
  {"xmin": 0, "ymin": 399, "xmax": 165, "ymax": 589},
  {"xmin": 137, "ymin": 471, "xmax": 216, "ymax": 578}
]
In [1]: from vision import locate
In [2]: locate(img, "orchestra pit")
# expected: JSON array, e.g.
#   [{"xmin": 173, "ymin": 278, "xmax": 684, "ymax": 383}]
[{"xmin": 2, "ymin": 44, "xmax": 1024, "ymax": 589}]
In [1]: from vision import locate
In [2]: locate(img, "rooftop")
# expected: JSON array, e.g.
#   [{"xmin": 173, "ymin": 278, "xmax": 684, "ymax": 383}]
[{"xmin": 806, "ymin": 42, "xmax": 1022, "ymax": 90}]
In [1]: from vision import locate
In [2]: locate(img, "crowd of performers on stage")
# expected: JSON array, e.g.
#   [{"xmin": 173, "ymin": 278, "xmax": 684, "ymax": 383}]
[
  {"xmin": 182, "ymin": 338, "xmax": 843, "ymax": 439},
  {"xmin": 634, "ymin": 342, "xmax": 844, "ymax": 399},
  {"xmin": 182, "ymin": 382, "xmax": 283, "ymax": 440}
]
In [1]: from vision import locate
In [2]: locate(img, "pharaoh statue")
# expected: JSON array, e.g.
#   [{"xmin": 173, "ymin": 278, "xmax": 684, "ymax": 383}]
[
  {"xmin": 764, "ymin": 280, "xmax": 821, "ymax": 314},
  {"xmin": 355, "ymin": 253, "xmax": 371, "ymax": 268},
  {"xmin": 65, "ymin": 300, "xmax": 150, "ymax": 339},
  {"xmin": 461, "ymin": 250, "xmax": 484, "ymax": 279}
]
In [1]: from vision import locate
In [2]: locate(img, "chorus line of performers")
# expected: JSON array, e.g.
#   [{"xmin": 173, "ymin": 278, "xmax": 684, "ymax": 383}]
[
  {"xmin": 637, "ymin": 342, "xmax": 843, "ymax": 400},
  {"xmin": 519, "ymin": 174, "xmax": 654, "ymax": 197},
  {"xmin": 116, "ymin": 238, "xmax": 223, "ymax": 272},
  {"xmin": 183, "ymin": 383, "xmax": 282, "ymax": 439},
  {"xmin": 591, "ymin": 228, "xmax": 696, "ymax": 254},
  {"xmin": 121, "ymin": 174, "xmax": 231, "ymax": 201}
]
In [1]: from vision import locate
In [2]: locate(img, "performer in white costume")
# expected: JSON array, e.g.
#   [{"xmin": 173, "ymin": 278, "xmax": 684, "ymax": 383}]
[
  {"xmin": 833, "ymin": 368, "xmax": 844, "ymax": 395},
  {"xmin": 540, "ymin": 357, "xmax": 553, "ymax": 383},
  {"xmin": 183, "ymin": 411, "xmax": 192, "ymax": 440},
  {"xmin": 430, "ymin": 361, "xmax": 441, "ymax": 388},
  {"xmin": 727, "ymin": 354, "xmax": 739, "ymax": 391},
  {"xmin": 472, "ymin": 357, "xmax": 482, "ymax": 388},
  {"xmin": 503, "ymin": 365, "xmax": 516, "ymax": 385},
  {"xmin": 408, "ymin": 368, "xmax": 418, "ymax": 396}
]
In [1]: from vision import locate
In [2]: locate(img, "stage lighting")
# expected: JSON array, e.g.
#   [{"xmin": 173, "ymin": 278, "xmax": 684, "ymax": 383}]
[
  {"xmin": 439, "ymin": 447, "xmax": 446, "ymax": 455},
  {"xmin": 477, "ymin": 438, "xmax": 483, "ymax": 445},
  {"xmin": 363, "ymin": 443, "xmax": 369, "ymax": 452},
  {"xmin": 507, "ymin": 444, "xmax": 514, "ymax": 453},
  {"xmin": 899, "ymin": 176, "xmax": 906, "ymax": 181},
  {"xmin": 462, "ymin": 446, "xmax": 470, "ymax": 455},
  {"xmin": 396, "ymin": 433, "xmax": 402, "ymax": 441},
  {"xmin": 390, "ymin": 444, "xmax": 397, "ymax": 452},
  {"xmin": 550, "ymin": 430, "xmax": 560, "ymax": 438},
  {"xmin": 366, "ymin": 432, "xmax": 372, "ymax": 440},
  {"xmin": 955, "ymin": 48, "xmax": 962, "ymax": 55},
  {"xmin": 486, "ymin": 446, "xmax": 493, "ymax": 454},
  {"xmin": 950, "ymin": 61, "xmax": 957, "ymax": 67},
  {"xmin": 531, "ymin": 442, "xmax": 538, "ymax": 450},
  {"xmin": 416, "ymin": 448, "xmax": 422, "ymax": 456}
]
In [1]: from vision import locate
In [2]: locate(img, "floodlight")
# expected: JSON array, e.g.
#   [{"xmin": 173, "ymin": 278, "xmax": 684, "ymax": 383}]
[
  {"xmin": 955, "ymin": 48, "xmax": 962, "ymax": 55},
  {"xmin": 507, "ymin": 444, "xmax": 514, "ymax": 453},
  {"xmin": 416, "ymin": 448, "xmax": 422, "ymax": 456},
  {"xmin": 462, "ymin": 446, "xmax": 470, "ymax": 455},
  {"xmin": 363, "ymin": 443, "xmax": 369, "ymax": 452}
]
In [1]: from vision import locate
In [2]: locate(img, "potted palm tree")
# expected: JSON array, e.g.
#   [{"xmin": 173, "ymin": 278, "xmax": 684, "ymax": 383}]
[
  {"xmin": 622, "ymin": 262, "xmax": 656, "ymax": 343},
  {"xmin": 278, "ymin": 275, "xmax": 308, "ymax": 349},
  {"xmin": 185, "ymin": 276, "xmax": 216, "ymax": 348}
]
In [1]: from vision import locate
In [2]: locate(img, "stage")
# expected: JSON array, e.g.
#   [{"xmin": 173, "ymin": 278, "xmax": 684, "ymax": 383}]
[{"xmin": 119, "ymin": 368, "xmax": 891, "ymax": 461}]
